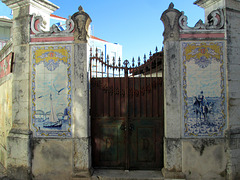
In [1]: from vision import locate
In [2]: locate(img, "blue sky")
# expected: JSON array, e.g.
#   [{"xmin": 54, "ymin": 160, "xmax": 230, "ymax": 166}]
[{"xmin": 0, "ymin": 0, "xmax": 204, "ymax": 61}]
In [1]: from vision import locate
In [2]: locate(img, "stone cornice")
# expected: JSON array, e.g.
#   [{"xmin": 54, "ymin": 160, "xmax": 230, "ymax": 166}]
[
  {"xmin": 194, "ymin": 0, "xmax": 222, "ymax": 8},
  {"xmin": 2, "ymin": 0, "xmax": 59, "ymax": 12}
]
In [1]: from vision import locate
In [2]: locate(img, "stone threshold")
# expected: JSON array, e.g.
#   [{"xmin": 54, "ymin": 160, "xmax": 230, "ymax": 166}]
[{"xmin": 89, "ymin": 169, "xmax": 186, "ymax": 180}]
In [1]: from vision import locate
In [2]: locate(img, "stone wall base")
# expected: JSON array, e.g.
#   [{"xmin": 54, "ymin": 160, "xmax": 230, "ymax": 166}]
[
  {"xmin": 31, "ymin": 138, "xmax": 73, "ymax": 180},
  {"xmin": 7, "ymin": 130, "xmax": 32, "ymax": 180},
  {"xmin": 162, "ymin": 168, "xmax": 186, "ymax": 179},
  {"xmin": 72, "ymin": 167, "xmax": 93, "ymax": 178}
]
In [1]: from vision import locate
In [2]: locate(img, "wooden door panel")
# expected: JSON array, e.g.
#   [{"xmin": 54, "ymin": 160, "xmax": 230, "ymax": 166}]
[
  {"xmin": 129, "ymin": 118, "xmax": 163, "ymax": 169},
  {"xmin": 92, "ymin": 118, "xmax": 125, "ymax": 168},
  {"xmin": 137, "ymin": 127, "xmax": 156, "ymax": 162},
  {"xmin": 91, "ymin": 76, "xmax": 163, "ymax": 169}
]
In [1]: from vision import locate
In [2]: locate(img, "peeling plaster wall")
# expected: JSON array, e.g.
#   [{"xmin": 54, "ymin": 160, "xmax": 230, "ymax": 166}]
[
  {"xmin": 0, "ymin": 44, "xmax": 13, "ymax": 170},
  {"xmin": 32, "ymin": 139, "xmax": 73, "ymax": 180},
  {"xmin": 0, "ymin": 76, "xmax": 12, "ymax": 168},
  {"xmin": 182, "ymin": 139, "xmax": 228, "ymax": 180}
]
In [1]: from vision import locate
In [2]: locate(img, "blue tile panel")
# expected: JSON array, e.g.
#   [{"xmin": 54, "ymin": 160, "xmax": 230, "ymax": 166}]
[
  {"xmin": 181, "ymin": 42, "xmax": 227, "ymax": 137},
  {"xmin": 31, "ymin": 45, "xmax": 72, "ymax": 137}
]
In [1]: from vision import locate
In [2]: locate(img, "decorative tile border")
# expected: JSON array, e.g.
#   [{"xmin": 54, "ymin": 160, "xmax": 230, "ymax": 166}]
[
  {"xmin": 31, "ymin": 45, "xmax": 72, "ymax": 137},
  {"xmin": 181, "ymin": 41, "xmax": 227, "ymax": 137}
]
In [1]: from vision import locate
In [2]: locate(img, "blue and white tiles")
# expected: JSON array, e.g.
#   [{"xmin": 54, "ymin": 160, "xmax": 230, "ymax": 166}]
[
  {"xmin": 181, "ymin": 41, "xmax": 227, "ymax": 137},
  {"xmin": 31, "ymin": 45, "xmax": 72, "ymax": 137}
]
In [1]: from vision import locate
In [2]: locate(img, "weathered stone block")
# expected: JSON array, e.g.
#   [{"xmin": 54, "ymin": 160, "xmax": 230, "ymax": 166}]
[
  {"xmin": 164, "ymin": 112, "xmax": 181, "ymax": 138},
  {"xmin": 12, "ymin": 62, "xmax": 29, "ymax": 81},
  {"xmin": 73, "ymin": 44, "xmax": 90, "ymax": 138},
  {"xmin": 73, "ymin": 137, "xmax": 92, "ymax": 178},
  {"xmin": 32, "ymin": 139, "xmax": 73, "ymax": 180},
  {"xmin": 7, "ymin": 131, "xmax": 32, "ymax": 180},
  {"xmin": 12, "ymin": 79, "xmax": 29, "ymax": 103},
  {"xmin": 12, "ymin": 101, "xmax": 29, "ymax": 130},
  {"xmin": 229, "ymin": 107, "xmax": 240, "ymax": 127},
  {"xmin": 230, "ymin": 148, "xmax": 240, "ymax": 159},
  {"xmin": 164, "ymin": 138, "xmax": 182, "ymax": 172},
  {"xmin": 12, "ymin": 4, "xmax": 30, "ymax": 19},
  {"xmin": 13, "ymin": 45, "xmax": 30, "ymax": 64},
  {"xmin": 228, "ymin": 81, "xmax": 240, "ymax": 95},
  {"xmin": 182, "ymin": 139, "xmax": 227, "ymax": 180},
  {"xmin": 12, "ymin": 26, "xmax": 30, "ymax": 46}
]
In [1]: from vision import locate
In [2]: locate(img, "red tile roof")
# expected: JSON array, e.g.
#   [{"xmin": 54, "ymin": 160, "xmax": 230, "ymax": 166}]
[
  {"xmin": 90, "ymin": 35, "xmax": 108, "ymax": 42},
  {"xmin": 50, "ymin": 14, "xmax": 67, "ymax": 20}
]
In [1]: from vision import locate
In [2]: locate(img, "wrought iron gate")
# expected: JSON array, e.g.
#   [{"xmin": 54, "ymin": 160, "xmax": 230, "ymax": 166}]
[{"xmin": 90, "ymin": 49, "xmax": 164, "ymax": 170}]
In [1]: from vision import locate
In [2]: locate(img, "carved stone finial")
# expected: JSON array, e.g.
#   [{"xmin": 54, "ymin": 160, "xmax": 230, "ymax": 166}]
[
  {"xmin": 169, "ymin": 2, "xmax": 174, "ymax": 9},
  {"xmin": 78, "ymin": 6, "xmax": 84, "ymax": 12},
  {"xmin": 161, "ymin": 3, "xmax": 181, "ymax": 42},
  {"xmin": 72, "ymin": 5, "xmax": 92, "ymax": 43}
]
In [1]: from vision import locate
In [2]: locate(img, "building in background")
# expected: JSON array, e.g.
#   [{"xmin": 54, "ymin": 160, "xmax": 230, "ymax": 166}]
[
  {"xmin": 48, "ymin": 15, "xmax": 123, "ymax": 77},
  {"xmin": 0, "ymin": 9, "xmax": 123, "ymax": 72},
  {"xmin": 0, "ymin": 17, "xmax": 12, "ymax": 50},
  {"xmin": 90, "ymin": 35, "xmax": 123, "ymax": 77},
  {"xmin": 50, "ymin": 14, "xmax": 67, "ymax": 31}
]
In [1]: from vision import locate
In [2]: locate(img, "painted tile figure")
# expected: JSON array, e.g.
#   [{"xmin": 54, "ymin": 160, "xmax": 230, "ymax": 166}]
[
  {"xmin": 31, "ymin": 45, "xmax": 72, "ymax": 137},
  {"xmin": 182, "ymin": 42, "xmax": 226, "ymax": 137}
]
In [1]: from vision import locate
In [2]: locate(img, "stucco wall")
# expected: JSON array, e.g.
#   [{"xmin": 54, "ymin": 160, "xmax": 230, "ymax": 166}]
[
  {"xmin": 0, "ymin": 76, "xmax": 12, "ymax": 168},
  {"xmin": 182, "ymin": 139, "xmax": 228, "ymax": 180},
  {"xmin": 0, "ymin": 42, "xmax": 13, "ymax": 170}
]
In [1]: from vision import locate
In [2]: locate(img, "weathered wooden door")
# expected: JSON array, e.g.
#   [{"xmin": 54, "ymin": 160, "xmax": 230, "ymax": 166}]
[{"xmin": 90, "ymin": 50, "xmax": 164, "ymax": 170}]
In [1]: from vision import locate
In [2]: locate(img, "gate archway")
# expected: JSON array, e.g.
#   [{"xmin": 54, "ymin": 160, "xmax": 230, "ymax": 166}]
[{"xmin": 90, "ymin": 49, "xmax": 164, "ymax": 170}]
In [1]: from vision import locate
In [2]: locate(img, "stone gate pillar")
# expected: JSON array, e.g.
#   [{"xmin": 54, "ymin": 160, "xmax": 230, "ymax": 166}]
[
  {"xmin": 2, "ymin": 0, "xmax": 58, "ymax": 179},
  {"xmin": 161, "ymin": 0, "xmax": 240, "ymax": 179},
  {"xmin": 71, "ymin": 6, "xmax": 92, "ymax": 178},
  {"xmin": 160, "ymin": 3, "xmax": 185, "ymax": 179},
  {"xmin": 194, "ymin": 1, "xmax": 240, "ymax": 178}
]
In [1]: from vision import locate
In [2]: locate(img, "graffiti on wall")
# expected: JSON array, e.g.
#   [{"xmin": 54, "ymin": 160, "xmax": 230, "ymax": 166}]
[
  {"xmin": 182, "ymin": 42, "xmax": 226, "ymax": 137},
  {"xmin": 31, "ymin": 45, "xmax": 72, "ymax": 137}
]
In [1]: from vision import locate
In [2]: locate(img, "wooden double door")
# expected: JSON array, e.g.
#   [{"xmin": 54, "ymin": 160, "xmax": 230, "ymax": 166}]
[{"xmin": 91, "ymin": 76, "xmax": 164, "ymax": 170}]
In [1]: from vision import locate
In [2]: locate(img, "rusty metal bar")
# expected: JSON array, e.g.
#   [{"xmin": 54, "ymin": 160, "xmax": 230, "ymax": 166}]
[
  {"xmin": 107, "ymin": 55, "xmax": 110, "ymax": 117},
  {"xmin": 95, "ymin": 48, "xmax": 98, "ymax": 78},
  {"xmin": 90, "ymin": 48, "xmax": 92, "ymax": 79},
  {"xmin": 101, "ymin": 52, "xmax": 104, "ymax": 78},
  {"xmin": 119, "ymin": 57, "xmax": 121, "ymax": 117},
  {"xmin": 118, "ymin": 57, "xmax": 121, "ymax": 77},
  {"xmin": 101, "ymin": 53, "xmax": 104, "ymax": 117},
  {"xmin": 156, "ymin": 51, "xmax": 159, "ymax": 117},
  {"xmin": 144, "ymin": 54, "xmax": 147, "ymax": 117},
  {"xmin": 96, "ymin": 60, "xmax": 98, "ymax": 78},
  {"xmin": 124, "ymin": 63, "xmax": 129, "ymax": 170},
  {"xmin": 113, "ymin": 57, "xmax": 115, "ymax": 117},
  {"xmin": 132, "ymin": 58, "xmax": 135, "ymax": 117},
  {"xmin": 138, "ymin": 57, "xmax": 141, "ymax": 117},
  {"xmin": 150, "ymin": 52, "xmax": 153, "ymax": 117}
]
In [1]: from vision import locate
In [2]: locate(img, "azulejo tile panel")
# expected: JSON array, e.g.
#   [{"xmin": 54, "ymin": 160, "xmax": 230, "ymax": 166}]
[
  {"xmin": 181, "ymin": 41, "xmax": 227, "ymax": 137},
  {"xmin": 31, "ymin": 45, "xmax": 72, "ymax": 137}
]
